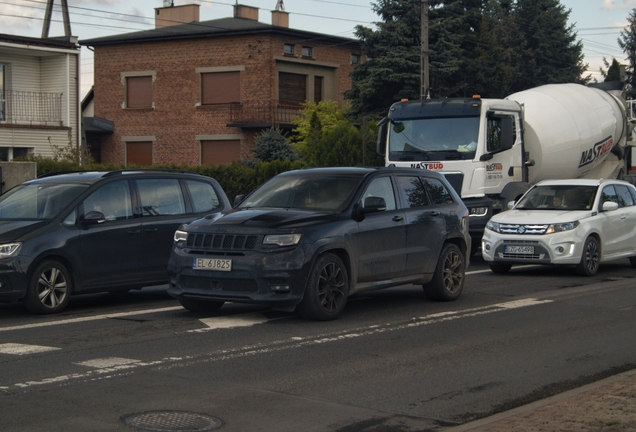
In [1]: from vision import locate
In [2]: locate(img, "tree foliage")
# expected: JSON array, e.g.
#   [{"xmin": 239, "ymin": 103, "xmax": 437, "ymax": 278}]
[
  {"xmin": 619, "ymin": 8, "xmax": 636, "ymax": 97},
  {"xmin": 249, "ymin": 127, "xmax": 298, "ymax": 163},
  {"xmin": 346, "ymin": 0, "xmax": 589, "ymax": 118}
]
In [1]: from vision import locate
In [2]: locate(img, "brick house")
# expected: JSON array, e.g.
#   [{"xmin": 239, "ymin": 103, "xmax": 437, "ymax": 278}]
[{"xmin": 80, "ymin": 3, "xmax": 362, "ymax": 166}]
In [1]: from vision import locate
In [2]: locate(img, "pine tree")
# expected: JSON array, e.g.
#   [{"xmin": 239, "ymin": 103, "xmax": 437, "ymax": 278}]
[{"xmin": 619, "ymin": 9, "xmax": 636, "ymax": 97}]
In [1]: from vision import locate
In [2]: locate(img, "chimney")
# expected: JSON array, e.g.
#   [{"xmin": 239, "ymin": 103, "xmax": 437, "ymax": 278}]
[
  {"xmin": 272, "ymin": 0, "xmax": 288, "ymax": 27},
  {"xmin": 155, "ymin": 4, "xmax": 200, "ymax": 29},
  {"xmin": 234, "ymin": 4, "xmax": 259, "ymax": 21}
]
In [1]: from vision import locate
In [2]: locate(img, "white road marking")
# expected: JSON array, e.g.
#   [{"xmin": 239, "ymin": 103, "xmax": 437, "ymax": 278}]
[
  {"xmin": 0, "ymin": 306, "xmax": 184, "ymax": 332},
  {"xmin": 191, "ymin": 312, "xmax": 271, "ymax": 332},
  {"xmin": 0, "ymin": 343, "xmax": 61, "ymax": 355},
  {"xmin": 1, "ymin": 298, "xmax": 553, "ymax": 392},
  {"xmin": 75, "ymin": 357, "xmax": 141, "ymax": 368}
]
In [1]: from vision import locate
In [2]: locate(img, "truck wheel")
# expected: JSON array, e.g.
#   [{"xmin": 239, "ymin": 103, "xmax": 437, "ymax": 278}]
[
  {"xmin": 489, "ymin": 263, "xmax": 512, "ymax": 274},
  {"xmin": 297, "ymin": 253, "xmax": 349, "ymax": 321},
  {"xmin": 178, "ymin": 297, "xmax": 224, "ymax": 313},
  {"xmin": 423, "ymin": 243, "xmax": 465, "ymax": 301},
  {"xmin": 576, "ymin": 236, "xmax": 600, "ymax": 276},
  {"xmin": 24, "ymin": 259, "xmax": 72, "ymax": 314}
]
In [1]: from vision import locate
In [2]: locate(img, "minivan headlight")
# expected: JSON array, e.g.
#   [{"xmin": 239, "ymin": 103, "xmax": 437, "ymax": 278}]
[
  {"xmin": 545, "ymin": 221, "xmax": 579, "ymax": 234},
  {"xmin": 486, "ymin": 221, "xmax": 500, "ymax": 233},
  {"xmin": 263, "ymin": 234, "xmax": 302, "ymax": 247},
  {"xmin": 0, "ymin": 242, "xmax": 22, "ymax": 257}
]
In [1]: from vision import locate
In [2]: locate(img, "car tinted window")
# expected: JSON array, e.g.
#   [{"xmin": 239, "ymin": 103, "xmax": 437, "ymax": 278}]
[
  {"xmin": 362, "ymin": 177, "xmax": 396, "ymax": 211},
  {"xmin": 186, "ymin": 180, "xmax": 220, "ymax": 213},
  {"xmin": 615, "ymin": 185, "xmax": 634, "ymax": 207},
  {"xmin": 396, "ymin": 176, "xmax": 429, "ymax": 208},
  {"xmin": 601, "ymin": 185, "xmax": 619, "ymax": 206},
  {"xmin": 0, "ymin": 183, "xmax": 88, "ymax": 220},
  {"xmin": 422, "ymin": 178, "xmax": 454, "ymax": 205},
  {"xmin": 83, "ymin": 180, "xmax": 133, "ymax": 221},
  {"xmin": 137, "ymin": 179, "xmax": 186, "ymax": 216}
]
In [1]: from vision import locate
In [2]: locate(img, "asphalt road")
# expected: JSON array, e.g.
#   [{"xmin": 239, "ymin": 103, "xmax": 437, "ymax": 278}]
[{"xmin": 1, "ymin": 256, "xmax": 635, "ymax": 431}]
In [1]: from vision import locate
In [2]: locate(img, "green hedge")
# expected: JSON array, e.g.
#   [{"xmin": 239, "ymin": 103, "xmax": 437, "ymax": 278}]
[{"xmin": 34, "ymin": 159, "xmax": 307, "ymax": 201}]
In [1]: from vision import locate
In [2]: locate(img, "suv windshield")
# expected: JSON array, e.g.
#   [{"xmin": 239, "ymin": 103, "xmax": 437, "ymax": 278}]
[
  {"xmin": 0, "ymin": 183, "xmax": 88, "ymax": 219},
  {"xmin": 239, "ymin": 173, "xmax": 363, "ymax": 211},
  {"xmin": 515, "ymin": 185, "xmax": 598, "ymax": 211},
  {"xmin": 389, "ymin": 117, "xmax": 480, "ymax": 161}
]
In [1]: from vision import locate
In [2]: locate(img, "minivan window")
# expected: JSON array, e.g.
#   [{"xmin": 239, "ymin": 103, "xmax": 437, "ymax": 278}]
[
  {"xmin": 83, "ymin": 180, "xmax": 133, "ymax": 221},
  {"xmin": 186, "ymin": 180, "xmax": 220, "ymax": 213},
  {"xmin": 137, "ymin": 179, "xmax": 185, "ymax": 216},
  {"xmin": 0, "ymin": 183, "xmax": 88, "ymax": 219}
]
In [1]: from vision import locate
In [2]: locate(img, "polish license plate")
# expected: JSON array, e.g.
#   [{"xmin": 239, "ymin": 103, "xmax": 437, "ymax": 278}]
[
  {"xmin": 504, "ymin": 245, "xmax": 534, "ymax": 254},
  {"xmin": 193, "ymin": 258, "xmax": 232, "ymax": 271}
]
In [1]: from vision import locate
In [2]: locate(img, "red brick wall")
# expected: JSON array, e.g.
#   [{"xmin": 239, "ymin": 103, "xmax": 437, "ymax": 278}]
[{"xmin": 93, "ymin": 33, "xmax": 359, "ymax": 166}]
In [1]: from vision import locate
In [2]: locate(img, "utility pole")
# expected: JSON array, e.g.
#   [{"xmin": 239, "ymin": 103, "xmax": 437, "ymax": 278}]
[
  {"xmin": 420, "ymin": 0, "xmax": 429, "ymax": 99},
  {"xmin": 42, "ymin": 0, "xmax": 72, "ymax": 38}
]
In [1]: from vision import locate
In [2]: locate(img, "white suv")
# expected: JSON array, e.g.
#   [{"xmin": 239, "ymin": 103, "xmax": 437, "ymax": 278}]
[{"xmin": 482, "ymin": 179, "xmax": 636, "ymax": 276}]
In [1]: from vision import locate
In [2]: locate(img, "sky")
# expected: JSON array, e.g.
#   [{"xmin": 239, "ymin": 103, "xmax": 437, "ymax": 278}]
[{"xmin": 1, "ymin": 0, "xmax": 636, "ymax": 99}]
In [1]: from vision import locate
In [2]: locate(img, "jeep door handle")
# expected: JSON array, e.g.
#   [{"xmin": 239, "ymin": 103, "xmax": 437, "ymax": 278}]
[
  {"xmin": 127, "ymin": 229, "xmax": 141, "ymax": 236},
  {"xmin": 145, "ymin": 227, "xmax": 158, "ymax": 233},
  {"xmin": 392, "ymin": 216, "xmax": 404, "ymax": 222}
]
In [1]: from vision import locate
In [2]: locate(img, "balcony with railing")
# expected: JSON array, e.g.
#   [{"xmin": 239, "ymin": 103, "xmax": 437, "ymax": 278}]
[
  {"xmin": 228, "ymin": 100, "xmax": 303, "ymax": 129},
  {"xmin": 0, "ymin": 90, "xmax": 63, "ymax": 126}
]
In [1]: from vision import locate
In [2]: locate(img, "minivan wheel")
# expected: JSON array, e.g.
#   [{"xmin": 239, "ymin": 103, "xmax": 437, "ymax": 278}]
[
  {"xmin": 178, "ymin": 296, "xmax": 225, "ymax": 313},
  {"xmin": 297, "ymin": 253, "xmax": 349, "ymax": 321},
  {"xmin": 24, "ymin": 259, "xmax": 72, "ymax": 314},
  {"xmin": 576, "ymin": 236, "xmax": 600, "ymax": 276},
  {"xmin": 423, "ymin": 243, "xmax": 465, "ymax": 301}
]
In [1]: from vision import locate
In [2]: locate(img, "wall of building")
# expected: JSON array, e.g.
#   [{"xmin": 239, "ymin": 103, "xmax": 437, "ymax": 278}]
[{"xmin": 92, "ymin": 32, "xmax": 358, "ymax": 166}]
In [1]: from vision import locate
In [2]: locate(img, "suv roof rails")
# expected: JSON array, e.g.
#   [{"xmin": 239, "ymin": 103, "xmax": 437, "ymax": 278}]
[
  {"xmin": 37, "ymin": 171, "xmax": 99, "ymax": 179},
  {"xmin": 103, "ymin": 168, "xmax": 200, "ymax": 177}
]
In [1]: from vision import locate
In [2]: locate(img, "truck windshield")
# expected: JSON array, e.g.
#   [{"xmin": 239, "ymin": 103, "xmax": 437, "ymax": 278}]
[{"xmin": 388, "ymin": 117, "xmax": 480, "ymax": 161}]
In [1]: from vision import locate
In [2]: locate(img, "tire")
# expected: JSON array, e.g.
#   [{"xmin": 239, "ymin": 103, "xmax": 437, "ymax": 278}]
[
  {"xmin": 297, "ymin": 253, "xmax": 349, "ymax": 321},
  {"xmin": 576, "ymin": 236, "xmax": 600, "ymax": 276},
  {"xmin": 24, "ymin": 259, "xmax": 72, "ymax": 314},
  {"xmin": 178, "ymin": 296, "xmax": 225, "ymax": 313},
  {"xmin": 423, "ymin": 243, "xmax": 465, "ymax": 301},
  {"xmin": 489, "ymin": 263, "xmax": 512, "ymax": 274}
]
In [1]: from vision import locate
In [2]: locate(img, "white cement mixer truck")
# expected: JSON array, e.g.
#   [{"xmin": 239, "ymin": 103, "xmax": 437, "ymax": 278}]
[{"xmin": 376, "ymin": 83, "xmax": 634, "ymax": 254}]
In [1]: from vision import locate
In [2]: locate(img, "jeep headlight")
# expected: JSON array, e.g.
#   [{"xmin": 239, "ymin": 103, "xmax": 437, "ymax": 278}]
[
  {"xmin": 545, "ymin": 221, "xmax": 579, "ymax": 234},
  {"xmin": 174, "ymin": 229, "xmax": 188, "ymax": 247},
  {"xmin": 263, "ymin": 234, "xmax": 302, "ymax": 247},
  {"xmin": 0, "ymin": 242, "xmax": 22, "ymax": 257},
  {"xmin": 486, "ymin": 220, "xmax": 500, "ymax": 233}
]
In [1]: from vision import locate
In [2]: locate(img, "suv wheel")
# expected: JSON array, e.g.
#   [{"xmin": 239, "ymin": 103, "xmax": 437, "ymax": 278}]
[
  {"xmin": 423, "ymin": 243, "xmax": 465, "ymax": 301},
  {"xmin": 576, "ymin": 236, "xmax": 600, "ymax": 276},
  {"xmin": 297, "ymin": 253, "xmax": 349, "ymax": 321},
  {"xmin": 24, "ymin": 259, "xmax": 72, "ymax": 314},
  {"xmin": 179, "ymin": 297, "xmax": 225, "ymax": 313}
]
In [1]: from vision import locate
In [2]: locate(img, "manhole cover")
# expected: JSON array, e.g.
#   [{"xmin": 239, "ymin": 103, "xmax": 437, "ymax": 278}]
[{"xmin": 122, "ymin": 411, "xmax": 222, "ymax": 431}]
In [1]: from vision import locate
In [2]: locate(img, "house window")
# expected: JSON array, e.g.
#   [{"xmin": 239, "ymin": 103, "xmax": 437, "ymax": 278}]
[
  {"xmin": 284, "ymin": 43, "xmax": 295, "ymax": 55},
  {"xmin": 201, "ymin": 71, "xmax": 240, "ymax": 105},
  {"xmin": 201, "ymin": 140, "xmax": 241, "ymax": 165},
  {"xmin": 127, "ymin": 141, "xmax": 152, "ymax": 166},
  {"xmin": 126, "ymin": 76, "xmax": 153, "ymax": 109},
  {"xmin": 279, "ymin": 72, "xmax": 306, "ymax": 106},
  {"xmin": 301, "ymin": 46, "xmax": 313, "ymax": 58},
  {"xmin": 0, "ymin": 147, "xmax": 31, "ymax": 161},
  {"xmin": 351, "ymin": 54, "xmax": 361, "ymax": 65},
  {"xmin": 314, "ymin": 76, "xmax": 323, "ymax": 103}
]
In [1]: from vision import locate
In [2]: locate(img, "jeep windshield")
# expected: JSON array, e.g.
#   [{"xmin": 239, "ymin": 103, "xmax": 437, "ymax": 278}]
[
  {"xmin": 0, "ymin": 183, "xmax": 88, "ymax": 220},
  {"xmin": 239, "ymin": 173, "xmax": 363, "ymax": 211},
  {"xmin": 388, "ymin": 117, "xmax": 480, "ymax": 161}
]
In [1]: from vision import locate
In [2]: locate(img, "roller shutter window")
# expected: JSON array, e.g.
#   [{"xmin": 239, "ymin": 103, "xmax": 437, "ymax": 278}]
[
  {"xmin": 314, "ymin": 76, "xmax": 323, "ymax": 103},
  {"xmin": 201, "ymin": 140, "xmax": 241, "ymax": 165},
  {"xmin": 126, "ymin": 76, "xmax": 152, "ymax": 109},
  {"xmin": 127, "ymin": 141, "xmax": 152, "ymax": 166},
  {"xmin": 201, "ymin": 72, "xmax": 240, "ymax": 105},
  {"xmin": 279, "ymin": 72, "xmax": 306, "ymax": 106}
]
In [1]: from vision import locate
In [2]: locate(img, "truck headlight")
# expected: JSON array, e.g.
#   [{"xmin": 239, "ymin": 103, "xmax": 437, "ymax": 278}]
[
  {"xmin": 0, "ymin": 242, "xmax": 22, "ymax": 257},
  {"xmin": 545, "ymin": 221, "xmax": 579, "ymax": 234},
  {"xmin": 486, "ymin": 221, "xmax": 500, "ymax": 233},
  {"xmin": 263, "ymin": 234, "xmax": 301, "ymax": 247},
  {"xmin": 469, "ymin": 207, "xmax": 488, "ymax": 217}
]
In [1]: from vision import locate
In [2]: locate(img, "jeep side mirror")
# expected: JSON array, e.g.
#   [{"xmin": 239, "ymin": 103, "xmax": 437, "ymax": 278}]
[{"xmin": 362, "ymin": 196, "xmax": 387, "ymax": 213}]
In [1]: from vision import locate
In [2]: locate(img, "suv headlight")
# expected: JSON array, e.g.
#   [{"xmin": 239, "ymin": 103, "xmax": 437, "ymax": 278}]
[
  {"xmin": 545, "ymin": 221, "xmax": 579, "ymax": 234},
  {"xmin": 0, "ymin": 242, "xmax": 22, "ymax": 257},
  {"xmin": 486, "ymin": 220, "xmax": 500, "ymax": 233},
  {"xmin": 263, "ymin": 234, "xmax": 302, "ymax": 247}
]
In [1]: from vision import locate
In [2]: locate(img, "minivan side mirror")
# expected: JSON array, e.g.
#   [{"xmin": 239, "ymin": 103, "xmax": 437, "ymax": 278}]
[{"xmin": 81, "ymin": 211, "xmax": 106, "ymax": 225}]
